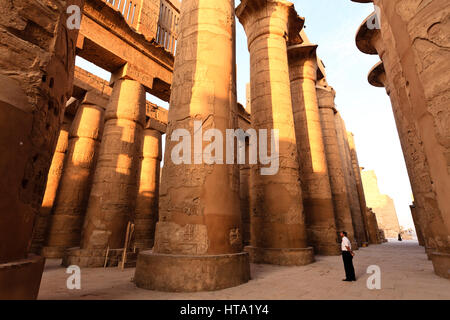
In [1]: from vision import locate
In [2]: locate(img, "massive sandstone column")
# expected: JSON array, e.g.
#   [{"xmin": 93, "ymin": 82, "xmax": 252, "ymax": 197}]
[
  {"xmin": 64, "ymin": 78, "xmax": 145, "ymax": 267},
  {"xmin": 410, "ymin": 203, "xmax": 425, "ymax": 247},
  {"xmin": 43, "ymin": 96, "xmax": 105, "ymax": 258},
  {"xmin": 30, "ymin": 118, "xmax": 71, "ymax": 254},
  {"xmin": 354, "ymin": 3, "xmax": 449, "ymax": 277},
  {"xmin": 287, "ymin": 44, "xmax": 339, "ymax": 255},
  {"xmin": 240, "ymin": 142, "xmax": 251, "ymax": 246},
  {"xmin": 236, "ymin": 0, "xmax": 314, "ymax": 265},
  {"xmin": 134, "ymin": 128, "xmax": 162, "ymax": 250},
  {"xmin": 317, "ymin": 85, "xmax": 357, "ymax": 248},
  {"xmin": 0, "ymin": 0, "xmax": 83, "ymax": 299},
  {"xmin": 334, "ymin": 112, "xmax": 367, "ymax": 247},
  {"xmin": 134, "ymin": 0, "xmax": 250, "ymax": 292},
  {"xmin": 375, "ymin": 1, "xmax": 449, "ymax": 277},
  {"xmin": 347, "ymin": 132, "xmax": 371, "ymax": 244}
]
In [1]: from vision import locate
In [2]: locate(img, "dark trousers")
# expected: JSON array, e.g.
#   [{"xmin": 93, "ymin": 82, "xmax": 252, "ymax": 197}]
[{"xmin": 342, "ymin": 251, "xmax": 356, "ymax": 281}]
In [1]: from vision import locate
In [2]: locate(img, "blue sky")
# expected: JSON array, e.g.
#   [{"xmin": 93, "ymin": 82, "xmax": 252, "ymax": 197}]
[{"xmin": 76, "ymin": 0, "xmax": 415, "ymax": 229}]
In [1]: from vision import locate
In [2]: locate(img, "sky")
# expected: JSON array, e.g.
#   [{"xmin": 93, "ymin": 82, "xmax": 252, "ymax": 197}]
[{"xmin": 76, "ymin": 0, "xmax": 415, "ymax": 230}]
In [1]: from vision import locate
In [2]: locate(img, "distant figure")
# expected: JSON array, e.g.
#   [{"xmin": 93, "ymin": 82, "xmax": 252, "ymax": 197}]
[
  {"xmin": 340, "ymin": 231, "xmax": 356, "ymax": 281},
  {"xmin": 398, "ymin": 233, "xmax": 402, "ymax": 241}
]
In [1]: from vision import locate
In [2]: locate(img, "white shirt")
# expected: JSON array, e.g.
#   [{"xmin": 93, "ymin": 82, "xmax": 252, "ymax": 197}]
[{"xmin": 341, "ymin": 236, "xmax": 351, "ymax": 251}]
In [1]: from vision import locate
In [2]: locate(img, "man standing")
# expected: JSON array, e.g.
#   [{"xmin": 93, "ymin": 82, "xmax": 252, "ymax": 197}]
[{"xmin": 340, "ymin": 231, "xmax": 356, "ymax": 281}]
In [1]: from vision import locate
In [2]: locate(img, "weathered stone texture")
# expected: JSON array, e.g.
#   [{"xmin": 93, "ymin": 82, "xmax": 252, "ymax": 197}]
[
  {"xmin": 43, "ymin": 99, "xmax": 105, "ymax": 258},
  {"xmin": 361, "ymin": 170, "xmax": 400, "ymax": 239},
  {"xmin": 317, "ymin": 85, "xmax": 357, "ymax": 248},
  {"xmin": 30, "ymin": 118, "xmax": 71, "ymax": 254},
  {"xmin": 0, "ymin": 0, "xmax": 83, "ymax": 299},
  {"xmin": 237, "ymin": 0, "xmax": 314, "ymax": 265},
  {"xmin": 134, "ymin": 128, "xmax": 162, "ymax": 250},
  {"xmin": 288, "ymin": 45, "xmax": 339, "ymax": 256},
  {"xmin": 65, "ymin": 79, "xmax": 146, "ymax": 266},
  {"xmin": 135, "ymin": 0, "xmax": 250, "ymax": 292},
  {"xmin": 354, "ymin": 0, "xmax": 450, "ymax": 277},
  {"xmin": 334, "ymin": 113, "xmax": 367, "ymax": 247},
  {"xmin": 347, "ymin": 132, "xmax": 371, "ymax": 243}
]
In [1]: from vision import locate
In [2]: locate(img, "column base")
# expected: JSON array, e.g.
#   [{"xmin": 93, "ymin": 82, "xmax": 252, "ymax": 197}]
[
  {"xmin": 62, "ymin": 247, "xmax": 137, "ymax": 268},
  {"xmin": 313, "ymin": 244, "xmax": 341, "ymax": 256},
  {"xmin": 41, "ymin": 246, "xmax": 66, "ymax": 259},
  {"xmin": 425, "ymin": 246, "xmax": 435, "ymax": 260},
  {"xmin": 245, "ymin": 246, "xmax": 315, "ymax": 266},
  {"xmin": 134, "ymin": 252, "xmax": 250, "ymax": 292},
  {"xmin": 0, "ymin": 254, "xmax": 45, "ymax": 299},
  {"xmin": 430, "ymin": 252, "xmax": 450, "ymax": 279}
]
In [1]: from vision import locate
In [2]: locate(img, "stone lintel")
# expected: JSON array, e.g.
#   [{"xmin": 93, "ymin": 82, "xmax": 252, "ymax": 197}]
[
  {"xmin": 73, "ymin": 66, "xmax": 168, "ymax": 128},
  {"xmin": 110, "ymin": 63, "xmax": 155, "ymax": 93},
  {"xmin": 83, "ymin": 90, "xmax": 110, "ymax": 109},
  {"xmin": 355, "ymin": 12, "xmax": 380, "ymax": 55},
  {"xmin": 78, "ymin": 0, "xmax": 173, "ymax": 101},
  {"xmin": 368, "ymin": 61, "xmax": 386, "ymax": 88},
  {"xmin": 145, "ymin": 102, "xmax": 168, "ymax": 134},
  {"xmin": 65, "ymin": 97, "xmax": 82, "ymax": 117},
  {"xmin": 73, "ymin": 66, "xmax": 112, "ymax": 98}
]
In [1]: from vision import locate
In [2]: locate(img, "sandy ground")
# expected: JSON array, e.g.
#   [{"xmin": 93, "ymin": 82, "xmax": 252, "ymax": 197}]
[{"xmin": 38, "ymin": 240, "xmax": 450, "ymax": 300}]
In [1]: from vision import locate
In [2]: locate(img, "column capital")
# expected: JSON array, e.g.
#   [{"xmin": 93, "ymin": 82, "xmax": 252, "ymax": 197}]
[
  {"xmin": 82, "ymin": 90, "xmax": 109, "ymax": 109},
  {"xmin": 287, "ymin": 43, "xmax": 318, "ymax": 61},
  {"xmin": 110, "ymin": 63, "xmax": 154, "ymax": 94},
  {"xmin": 368, "ymin": 61, "xmax": 386, "ymax": 89},
  {"xmin": 356, "ymin": 11, "xmax": 383, "ymax": 56},
  {"xmin": 236, "ymin": 0, "xmax": 304, "ymax": 49},
  {"xmin": 316, "ymin": 85, "xmax": 336, "ymax": 112}
]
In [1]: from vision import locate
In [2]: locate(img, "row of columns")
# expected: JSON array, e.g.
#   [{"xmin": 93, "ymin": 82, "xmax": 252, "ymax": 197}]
[
  {"xmin": 30, "ymin": 77, "xmax": 164, "ymax": 268},
  {"xmin": 0, "ymin": 0, "xmax": 85, "ymax": 299},
  {"xmin": 15, "ymin": 0, "xmax": 380, "ymax": 296},
  {"xmin": 133, "ymin": 0, "xmax": 376, "ymax": 292},
  {"xmin": 353, "ymin": 0, "xmax": 449, "ymax": 278}
]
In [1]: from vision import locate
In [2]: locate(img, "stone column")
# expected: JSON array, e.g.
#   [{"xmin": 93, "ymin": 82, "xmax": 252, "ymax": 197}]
[
  {"xmin": 365, "ymin": 207, "xmax": 381, "ymax": 245},
  {"xmin": 334, "ymin": 112, "xmax": 366, "ymax": 247},
  {"xmin": 317, "ymin": 85, "xmax": 357, "ymax": 248},
  {"xmin": 43, "ymin": 96, "xmax": 105, "ymax": 258},
  {"xmin": 236, "ymin": 0, "xmax": 314, "ymax": 265},
  {"xmin": 134, "ymin": 0, "xmax": 250, "ymax": 292},
  {"xmin": 410, "ymin": 204, "xmax": 425, "ymax": 247},
  {"xmin": 347, "ymin": 132, "xmax": 371, "ymax": 245},
  {"xmin": 354, "ymin": 0, "xmax": 450, "ymax": 278},
  {"xmin": 30, "ymin": 118, "xmax": 71, "ymax": 254},
  {"xmin": 240, "ymin": 141, "xmax": 251, "ymax": 246},
  {"xmin": 287, "ymin": 44, "xmax": 339, "ymax": 255},
  {"xmin": 0, "ymin": 0, "xmax": 83, "ymax": 299},
  {"xmin": 134, "ymin": 128, "xmax": 162, "ymax": 250},
  {"xmin": 358, "ymin": 11, "xmax": 437, "ymax": 254},
  {"xmin": 63, "ymin": 78, "xmax": 146, "ymax": 267}
]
